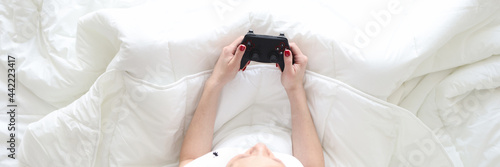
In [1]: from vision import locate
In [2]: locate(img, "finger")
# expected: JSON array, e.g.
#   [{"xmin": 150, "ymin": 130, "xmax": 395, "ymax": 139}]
[
  {"xmin": 229, "ymin": 36, "xmax": 245, "ymax": 54},
  {"xmin": 231, "ymin": 44, "xmax": 246, "ymax": 65},
  {"xmin": 289, "ymin": 43, "xmax": 305, "ymax": 57},
  {"xmin": 288, "ymin": 43, "xmax": 308, "ymax": 68},
  {"xmin": 242, "ymin": 61, "xmax": 250, "ymax": 71},
  {"xmin": 283, "ymin": 49, "xmax": 293, "ymax": 72}
]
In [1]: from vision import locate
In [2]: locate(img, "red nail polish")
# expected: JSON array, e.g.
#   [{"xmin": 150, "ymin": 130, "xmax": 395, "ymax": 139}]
[
  {"xmin": 276, "ymin": 63, "xmax": 278, "ymax": 67},
  {"xmin": 246, "ymin": 61, "xmax": 250, "ymax": 65},
  {"xmin": 239, "ymin": 45, "xmax": 246, "ymax": 51},
  {"xmin": 243, "ymin": 66, "xmax": 247, "ymax": 71},
  {"xmin": 285, "ymin": 50, "xmax": 291, "ymax": 57}
]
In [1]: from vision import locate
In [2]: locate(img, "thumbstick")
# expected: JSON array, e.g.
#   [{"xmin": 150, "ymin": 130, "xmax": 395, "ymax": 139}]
[
  {"xmin": 249, "ymin": 29, "xmax": 254, "ymax": 33},
  {"xmin": 252, "ymin": 53, "xmax": 259, "ymax": 61},
  {"xmin": 279, "ymin": 32, "xmax": 285, "ymax": 36},
  {"xmin": 270, "ymin": 54, "xmax": 278, "ymax": 63}
]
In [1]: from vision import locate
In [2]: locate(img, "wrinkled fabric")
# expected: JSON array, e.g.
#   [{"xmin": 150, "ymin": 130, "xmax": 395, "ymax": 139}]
[
  {"xmin": 0, "ymin": 0, "xmax": 498, "ymax": 166},
  {"xmin": 19, "ymin": 67, "xmax": 455, "ymax": 166}
]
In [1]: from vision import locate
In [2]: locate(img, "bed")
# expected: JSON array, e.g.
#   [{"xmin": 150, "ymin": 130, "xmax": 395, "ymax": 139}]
[{"xmin": 1, "ymin": 0, "xmax": 499, "ymax": 166}]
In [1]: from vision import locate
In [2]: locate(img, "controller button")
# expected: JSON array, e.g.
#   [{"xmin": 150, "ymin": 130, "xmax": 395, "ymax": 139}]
[
  {"xmin": 252, "ymin": 53, "xmax": 259, "ymax": 60},
  {"xmin": 279, "ymin": 51, "xmax": 283, "ymax": 55},
  {"xmin": 276, "ymin": 47, "xmax": 280, "ymax": 51},
  {"xmin": 270, "ymin": 54, "xmax": 278, "ymax": 63}
]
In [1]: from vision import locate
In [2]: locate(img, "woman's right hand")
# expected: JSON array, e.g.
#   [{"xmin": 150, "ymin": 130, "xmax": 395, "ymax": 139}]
[
  {"xmin": 208, "ymin": 36, "xmax": 246, "ymax": 88},
  {"xmin": 280, "ymin": 43, "xmax": 308, "ymax": 93}
]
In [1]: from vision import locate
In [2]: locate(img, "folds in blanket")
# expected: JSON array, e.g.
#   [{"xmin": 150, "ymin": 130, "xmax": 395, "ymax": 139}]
[
  {"xmin": 17, "ymin": 9, "xmax": 123, "ymax": 108},
  {"xmin": 436, "ymin": 55, "xmax": 500, "ymax": 112},
  {"xmin": 66, "ymin": 0, "xmax": 500, "ymax": 104},
  {"xmin": 90, "ymin": 1, "xmax": 251, "ymax": 86},
  {"xmin": 410, "ymin": 55, "xmax": 500, "ymax": 167},
  {"xmin": 303, "ymin": 71, "xmax": 455, "ymax": 166},
  {"xmin": 18, "ymin": 71, "xmax": 123, "ymax": 166},
  {"xmin": 20, "ymin": 67, "xmax": 456, "ymax": 166},
  {"xmin": 19, "ymin": 70, "xmax": 210, "ymax": 166},
  {"xmin": 333, "ymin": 0, "xmax": 500, "ymax": 100},
  {"xmin": 17, "ymin": 0, "xmax": 500, "ymax": 111},
  {"xmin": 424, "ymin": 54, "xmax": 500, "ymax": 131}
]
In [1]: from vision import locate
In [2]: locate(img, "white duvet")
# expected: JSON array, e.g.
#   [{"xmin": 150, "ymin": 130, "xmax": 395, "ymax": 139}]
[
  {"xmin": 17, "ymin": 68, "xmax": 454, "ymax": 167},
  {"xmin": 0, "ymin": 0, "xmax": 499, "ymax": 166}
]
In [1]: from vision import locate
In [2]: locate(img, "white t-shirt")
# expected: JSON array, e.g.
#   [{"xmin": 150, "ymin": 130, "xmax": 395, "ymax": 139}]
[{"xmin": 185, "ymin": 147, "xmax": 303, "ymax": 167}]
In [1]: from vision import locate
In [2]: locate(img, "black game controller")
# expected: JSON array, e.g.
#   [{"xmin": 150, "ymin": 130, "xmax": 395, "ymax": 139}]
[{"xmin": 240, "ymin": 30, "xmax": 290, "ymax": 71}]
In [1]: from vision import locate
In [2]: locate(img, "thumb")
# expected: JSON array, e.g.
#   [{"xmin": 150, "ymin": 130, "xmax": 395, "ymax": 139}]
[
  {"xmin": 283, "ymin": 49, "xmax": 293, "ymax": 72},
  {"xmin": 232, "ymin": 44, "xmax": 246, "ymax": 64}
]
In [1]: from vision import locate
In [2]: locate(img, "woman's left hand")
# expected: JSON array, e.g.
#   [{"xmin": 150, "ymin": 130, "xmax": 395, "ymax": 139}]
[{"xmin": 208, "ymin": 36, "xmax": 248, "ymax": 87}]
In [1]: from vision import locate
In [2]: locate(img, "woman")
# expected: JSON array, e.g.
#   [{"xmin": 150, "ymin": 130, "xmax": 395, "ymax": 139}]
[{"xmin": 179, "ymin": 36, "xmax": 324, "ymax": 167}]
